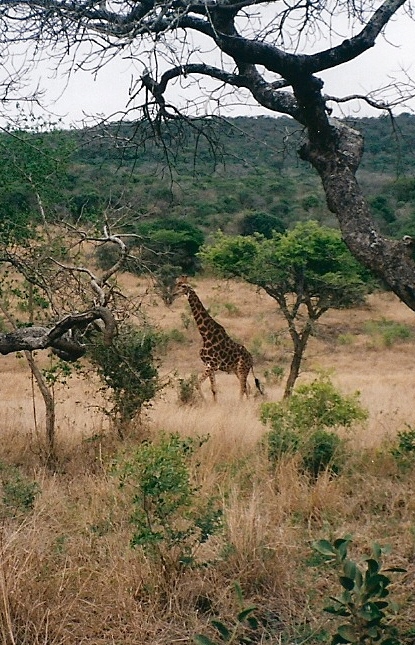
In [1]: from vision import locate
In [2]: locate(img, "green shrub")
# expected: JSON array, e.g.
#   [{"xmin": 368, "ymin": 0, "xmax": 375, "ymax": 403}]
[
  {"xmin": 0, "ymin": 463, "xmax": 39, "ymax": 517},
  {"xmin": 363, "ymin": 318, "xmax": 413, "ymax": 347},
  {"xmin": 261, "ymin": 376, "xmax": 367, "ymax": 477},
  {"xmin": 153, "ymin": 263, "xmax": 182, "ymax": 305},
  {"xmin": 390, "ymin": 425, "xmax": 415, "ymax": 471},
  {"xmin": 313, "ymin": 537, "xmax": 405, "ymax": 645},
  {"xmin": 117, "ymin": 433, "xmax": 223, "ymax": 574},
  {"xmin": 177, "ymin": 373, "xmax": 201, "ymax": 406},
  {"xmin": 263, "ymin": 364, "xmax": 284, "ymax": 385},
  {"xmin": 88, "ymin": 324, "xmax": 160, "ymax": 437},
  {"xmin": 302, "ymin": 428, "xmax": 345, "ymax": 478}
]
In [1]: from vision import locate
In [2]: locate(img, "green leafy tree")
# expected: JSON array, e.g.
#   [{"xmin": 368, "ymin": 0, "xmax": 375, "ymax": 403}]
[
  {"xmin": 237, "ymin": 211, "xmax": 286, "ymax": 239},
  {"xmin": 201, "ymin": 221, "xmax": 367, "ymax": 397},
  {"xmin": 3, "ymin": 0, "xmax": 415, "ymax": 314},
  {"xmin": 88, "ymin": 324, "xmax": 160, "ymax": 438},
  {"xmin": 133, "ymin": 218, "xmax": 204, "ymax": 274}
]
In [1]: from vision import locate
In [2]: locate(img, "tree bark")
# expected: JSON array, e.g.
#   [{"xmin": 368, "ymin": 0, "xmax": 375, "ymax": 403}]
[
  {"xmin": 0, "ymin": 307, "xmax": 116, "ymax": 359},
  {"xmin": 299, "ymin": 120, "xmax": 415, "ymax": 311},
  {"xmin": 283, "ymin": 328, "xmax": 312, "ymax": 399}
]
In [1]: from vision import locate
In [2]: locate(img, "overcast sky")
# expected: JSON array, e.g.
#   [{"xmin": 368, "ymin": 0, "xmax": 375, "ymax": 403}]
[{"xmin": 4, "ymin": 9, "xmax": 415, "ymax": 128}]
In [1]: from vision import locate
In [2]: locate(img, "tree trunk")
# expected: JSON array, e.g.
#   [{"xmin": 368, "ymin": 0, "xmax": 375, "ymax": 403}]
[
  {"xmin": 300, "ymin": 120, "xmax": 415, "ymax": 312},
  {"xmin": 283, "ymin": 330, "xmax": 311, "ymax": 399},
  {"xmin": 25, "ymin": 351, "xmax": 56, "ymax": 469}
]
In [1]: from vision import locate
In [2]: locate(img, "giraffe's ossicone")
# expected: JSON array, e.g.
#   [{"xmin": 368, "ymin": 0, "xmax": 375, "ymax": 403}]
[{"xmin": 173, "ymin": 277, "xmax": 263, "ymax": 400}]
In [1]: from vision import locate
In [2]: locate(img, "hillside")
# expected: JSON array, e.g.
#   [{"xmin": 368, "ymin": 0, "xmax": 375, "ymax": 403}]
[{"xmin": 2, "ymin": 113, "xmax": 415, "ymax": 246}]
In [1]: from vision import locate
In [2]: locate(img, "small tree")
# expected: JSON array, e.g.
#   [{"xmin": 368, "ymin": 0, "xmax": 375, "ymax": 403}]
[
  {"xmin": 201, "ymin": 221, "xmax": 367, "ymax": 397},
  {"xmin": 88, "ymin": 324, "xmax": 160, "ymax": 438}
]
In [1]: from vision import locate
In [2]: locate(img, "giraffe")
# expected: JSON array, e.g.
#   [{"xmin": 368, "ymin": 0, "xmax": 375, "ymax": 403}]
[{"xmin": 173, "ymin": 277, "xmax": 263, "ymax": 400}]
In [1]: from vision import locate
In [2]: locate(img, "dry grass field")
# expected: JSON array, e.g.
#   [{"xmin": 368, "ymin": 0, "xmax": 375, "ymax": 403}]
[{"xmin": 1, "ymin": 276, "xmax": 415, "ymax": 644}]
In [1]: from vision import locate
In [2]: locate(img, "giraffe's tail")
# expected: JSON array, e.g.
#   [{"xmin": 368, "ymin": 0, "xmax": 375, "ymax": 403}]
[{"xmin": 252, "ymin": 368, "xmax": 265, "ymax": 395}]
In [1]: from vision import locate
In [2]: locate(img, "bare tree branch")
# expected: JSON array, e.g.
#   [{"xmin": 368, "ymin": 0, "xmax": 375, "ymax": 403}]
[{"xmin": 0, "ymin": 307, "xmax": 116, "ymax": 360}]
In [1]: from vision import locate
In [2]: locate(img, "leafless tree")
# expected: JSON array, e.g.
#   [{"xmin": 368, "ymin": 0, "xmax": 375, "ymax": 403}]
[{"xmin": 0, "ymin": 1, "xmax": 415, "ymax": 310}]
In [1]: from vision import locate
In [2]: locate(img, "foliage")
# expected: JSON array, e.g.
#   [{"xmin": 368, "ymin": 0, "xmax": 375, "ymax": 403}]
[
  {"xmin": 237, "ymin": 211, "xmax": 286, "ymax": 238},
  {"xmin": 193, "ymin": 582, "xmax": 261, "ymax": 645},
  {"xmin": 117, "ymin": 432, "xmax": 223, "ymax": 573},
  {"xmin": 313, "ymin": 537, "xmax": 405, "ymax": 644},
  {"xmin": 0, "ymin": 462, "xmax": 40, "ymax": 517},
  {"xmin": 390, "ymin": 425, "xmax": 415, "ymax": 471},
  {"xmin": 132, "ymin": 218, "xmax": 205, "ymax": 274},
  {"xmin": 263, "ymin": 364, "xmax": 284, "ymax": 385},
  {"xmin": 0, "ymin": 119, "xmax": 72, "ymax": 244},
  {"xmin": 261, "ymin": 376, "xmax": 368, "ymax": 476},
  {"xmin": 363, "ymin": 319, "xmax": 413, "ymax": 347},
  {"xmin": 153, "ymin": 263, "xmax": 183, "ymax": 305},
  {"xmin": 177, "ymin": 373, "xmax": 201, "ymax": 406},
  {"xmin": 88, "ymin": 324, "xmax": 160, "ymax": 436},
  {"xmin": 201, "ymin": 222, "xmax": 367, "ymax": 396},
  {"xmin": 2, "ymin": 115, "xmax": 415, "ymax": 251}
]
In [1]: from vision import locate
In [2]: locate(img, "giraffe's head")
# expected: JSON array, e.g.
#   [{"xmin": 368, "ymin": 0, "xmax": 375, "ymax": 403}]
[{"xmin": 172, "ymin": 276, "xmax": 193, "ymax": 299}]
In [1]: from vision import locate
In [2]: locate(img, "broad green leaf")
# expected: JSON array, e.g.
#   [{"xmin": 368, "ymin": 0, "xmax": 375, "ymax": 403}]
[
  {"xmin": 313, "ymin": 539, "xmax": 337, "ymax": 557},
  {"xmin": 337, "ymin": 624, "xmax": 358, "ymax": 642},
  {"xmin": 343, "ymin": 560, "xmax": 357, "ymax": 581},
  {"xmin": 211, "ymin": 620, "xmax": 230, "ymax": 639},
  {"xmin": 335, "ymin": 539, "xmax": 351, "ymax": 561},
  {"xmin": 339, "ymin": 576, "xmax": 355, "ymax": 591},
  {"xmin": 324, "ymin": 604, "xmax": 350, "ymax": 617},
  {"xmin": 247, "ymin": 616, "xmax": 259, "ymax": 630},
  {"xmin": 237, "ymin": 607, "xmax": 257, "ymax": 622},
  {"xmin": 193, "ymin": 635, "xmax": 217, "ymax": 645},
  {"xmin": 365, "ymin": 558, "xmax": 380, "ymax": 576}
]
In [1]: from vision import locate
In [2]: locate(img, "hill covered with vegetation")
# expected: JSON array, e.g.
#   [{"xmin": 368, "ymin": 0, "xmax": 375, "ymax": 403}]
[
  {"xmin": 2, "ymin": 112, "xmax": 415, "ymax": 246},
  {"xmin": 68, "ymin": 112, "xmax": 415, "ymax": 236}
]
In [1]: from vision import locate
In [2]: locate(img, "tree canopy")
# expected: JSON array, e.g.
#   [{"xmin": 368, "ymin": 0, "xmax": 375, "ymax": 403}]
[
  {"xmin": 201, "ymin": 221, "xmax": 366, "ymax": 396},
  {"xmin": 1, "ymin": 0, "xmax": 415, "ymax": 311}
]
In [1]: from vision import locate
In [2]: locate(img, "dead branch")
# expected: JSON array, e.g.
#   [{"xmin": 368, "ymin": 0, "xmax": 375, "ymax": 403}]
[{"xmin": 0, "ymin": 307, "xmax": 116, "ymax": 360}]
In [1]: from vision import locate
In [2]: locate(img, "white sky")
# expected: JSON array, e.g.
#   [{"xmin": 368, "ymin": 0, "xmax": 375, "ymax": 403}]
[{"xmin": 3, "ymin": 8, "xmax": 415, "ymax": 128}]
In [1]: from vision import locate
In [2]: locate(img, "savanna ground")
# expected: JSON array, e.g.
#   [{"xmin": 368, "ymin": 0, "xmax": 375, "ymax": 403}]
[{"xmin": 1, "ymin": 276, "xmax": 415, "ymax": 644}]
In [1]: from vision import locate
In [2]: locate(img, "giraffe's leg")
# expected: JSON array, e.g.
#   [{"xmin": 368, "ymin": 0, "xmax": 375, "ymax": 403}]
[
  {"xmin": 199, "ymin": 368, "xmax": 217, "ymax": 401},
  {"xmin": 236, "ymin": 366, "xmax": 250, "ymax": 398}
]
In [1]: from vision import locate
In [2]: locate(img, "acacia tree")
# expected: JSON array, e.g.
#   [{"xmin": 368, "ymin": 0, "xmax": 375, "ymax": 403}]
[
  {"xmin": 1, "ymin": 0, "xmax": 415, "ymax": 311},
  {"xmin": 201, "ymin": 222, "xmax": 366, "ymax": 398}
]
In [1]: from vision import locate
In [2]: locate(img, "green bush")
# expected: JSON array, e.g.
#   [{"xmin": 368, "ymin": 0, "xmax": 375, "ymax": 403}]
[
  {"xmin": 0, "ymin": 463, "xmax": 39, "ymax": 517},
  {"xmin": 261, "ymin": 376, "xmax": 367, "ymax": 477},
  {"xmin": 238, "ymin": 210, "xmax": 286, "ymax": 238},
  {"xmin": 363, "ymin": 318, "xmax": 413, "ymax": 347},
  {"xmin": 302, "ymin": 428, "xmax": 345, "ymax": 478},
  {"xmin": 390, "ymin": 425, "xmax": 415, "ymax": 472},
  {"xmin": 117, "ymin": 433, "xmax": 223, "ymax": 574},
  {"xmin": 88, "ymin": 324, "xmax": 160, "ymax": 437},
  {"xmin": 177, "ymin": 373, "xmax": 201, "ymax": 406},
  {"xmin": 313, "ymin": 537, "xmax": 404, "ymax": 645},
  {"xmin": 132, "ymin": 218, "xmax": 205, "ymax": 274}
]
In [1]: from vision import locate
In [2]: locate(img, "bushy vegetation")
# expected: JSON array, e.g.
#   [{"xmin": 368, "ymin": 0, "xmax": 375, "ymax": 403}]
[
  {"xmin": 2, "ymin": 114, "xmax": 415, "ymax": 244},
  {"xmin": 261, "ymin": 375, "xmax": 368, "ymax": 477},
  {"xmin": 313, "ymin": 537, "xmax": 404, "ymax": 645},
  {"xmin": 116, "ymin": 433, "xmax": 223, "ymax": 576},
  {"xmin": 87, "ymin": 324, "xmax": 160, "ymax": 436}
]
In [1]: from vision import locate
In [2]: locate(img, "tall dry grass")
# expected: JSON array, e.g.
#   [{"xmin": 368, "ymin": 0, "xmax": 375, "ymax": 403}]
[{"xmin": 0, "ymin": 278, "xmax": 415, "ymax": 643}]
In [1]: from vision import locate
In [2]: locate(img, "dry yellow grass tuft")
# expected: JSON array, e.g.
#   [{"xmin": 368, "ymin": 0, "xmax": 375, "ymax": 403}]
[{"xmin": 1, "ymin": 277, "xmax": 415, "ymax": 643}]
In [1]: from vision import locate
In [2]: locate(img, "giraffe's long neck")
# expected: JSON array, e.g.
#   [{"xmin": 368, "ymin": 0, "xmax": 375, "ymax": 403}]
[{"xmin": 186, "ymin": 289, "xmax": 222, "ymax": 340}]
